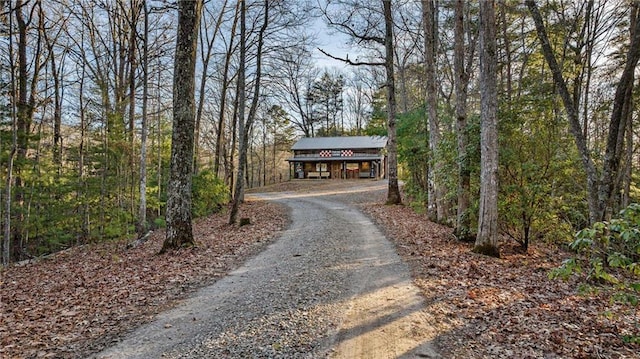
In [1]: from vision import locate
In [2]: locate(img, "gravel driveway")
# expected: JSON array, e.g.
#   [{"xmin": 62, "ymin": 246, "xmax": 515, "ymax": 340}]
[{"xmin": 93, "ymin": 181, "xmax": 440, "ymax": 358}]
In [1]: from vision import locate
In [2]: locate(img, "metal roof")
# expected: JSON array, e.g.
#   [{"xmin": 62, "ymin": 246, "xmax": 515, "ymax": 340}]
[
  {"xmin": 286, "ymin": 155, "xmax": 384, "ymax": 162},
  {"xmin": 291, "ymin": 136, "xmax": 388, "ymax": 150}
]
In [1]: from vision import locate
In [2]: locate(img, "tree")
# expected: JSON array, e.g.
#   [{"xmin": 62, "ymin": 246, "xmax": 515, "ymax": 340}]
[
  {"xmin": 161, "ymin": 0, "xmax": 203, "ymax": 253},
  {"xmin": 12, "ymin": 0, "xmax": 47, "ymax": 261},
  {"xmin": 67, "ymin": 0, "xmax": 143, "ymax": 240},
  {"xmin": 453, "ymin": 0, "xmax": 474, "ymax": 241},
  {"xmin": 422, "ymin": 0, "xmax": 448, "ymax": 222},
  {"xmin": 307, "ymin": 71, "xmax": 345, "ymax": 136},
  {"xmin": 3, "ymin": 0, "xmax": 17, "ymax": 266},
  {"xmin": 345, "ymin": 69, "xmax": 375, "ymax": 135},
  {"xmin": 213, "ymin": 1, "xmax": 239, "ymax": 177},
  {"xmin": 229, "ymin": 0, "xmax": 269, "ymax": 225},
  {"xmin": 383, "ymin": 0, "xmax": 401, "ymax": 205},
  {"xmin": 42, "ymin": 11, "xmax": 68, "ymax": 174},
  {"xmin": 195, "ymin": 0, "xmax": 230, "ymax": 173},
  {"xmin": 474, "ymin": 0, "xmax": 499, "ymax": 257},
  {"xmin": 526, "ymin": 0, "xmax": 640, "ymax": 223},
  {"xmin": 137, "ymin": 1, "xmax": 150, "ymax": 239},
  {"xmin": 318, "ymin": 0, "xmax": 401, "ymax": 204},
  {"xmin": 270, "ymin": 43, "xmax": 317, "ymax": 137},
  {"xmin": 266, "ymin": 104, "xmax": 294, "ymax": 182}
]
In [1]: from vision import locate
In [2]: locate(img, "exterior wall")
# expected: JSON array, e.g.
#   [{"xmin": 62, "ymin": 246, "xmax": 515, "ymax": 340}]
[
  {"xmin": 288, "ymin": 144, "xmax": 386, "ymax": 180},
  {"xmin": 290, "ymin": 159, "xmax": 384, "ymax": 180}
]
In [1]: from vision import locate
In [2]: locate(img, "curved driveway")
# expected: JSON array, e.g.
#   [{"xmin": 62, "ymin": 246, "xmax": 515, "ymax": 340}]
[{"xmin": 93, "ymin": 181, "xmax": 440, "ymax": 358}]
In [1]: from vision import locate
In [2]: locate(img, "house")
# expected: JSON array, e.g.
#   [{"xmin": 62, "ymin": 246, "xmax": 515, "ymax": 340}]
[{"xmin": 287, "ymin": 136, "xmax": 388, "ymax": 179}]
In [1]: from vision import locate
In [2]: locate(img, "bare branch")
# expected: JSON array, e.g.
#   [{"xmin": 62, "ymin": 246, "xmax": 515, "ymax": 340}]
[{"xmin": 317, "ymin": 47, "xmax": 384, "ymax": 66}]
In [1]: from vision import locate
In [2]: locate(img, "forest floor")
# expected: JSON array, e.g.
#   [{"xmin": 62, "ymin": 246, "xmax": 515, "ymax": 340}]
[{"xmin": 1, "ymin": 180, "xmax": 639, "ymax": 358}]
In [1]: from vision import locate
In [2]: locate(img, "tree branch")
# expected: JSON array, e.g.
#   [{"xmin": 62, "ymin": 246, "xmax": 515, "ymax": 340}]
[{"xmin": 317, "ymin": 47, "xmax": 384, "ymax": 66}]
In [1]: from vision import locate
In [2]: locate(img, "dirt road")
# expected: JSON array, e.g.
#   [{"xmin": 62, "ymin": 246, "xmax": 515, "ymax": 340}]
[{"xmin": 93, "ymin": 181, "xmax": 440, "ymax": 358}]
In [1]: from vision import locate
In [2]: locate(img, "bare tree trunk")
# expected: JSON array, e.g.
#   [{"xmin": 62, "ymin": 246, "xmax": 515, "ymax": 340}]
[
  {"xmin": 195, "ymin": 0, "xmax": 229, "ymax": 174},
  {"xmin": 230, "ymin": 0, "xmax": 269, "ymax": 224},
  {"xmin": 214, "ymin": 2, "xmax": 239, "ymax": 177},
  {"xmin": 498, "ymin": 0, "xmax": 512, "ymax": 104},
  {"xmin": 128, "ymin": 0, "xmax": 140, "ymax": 223},
  {"xmin": 474, "ymin": 0, "xmax": 500, "ymax": 257},
  {"xmin": 621, "ymin": 104, "xmax": 632, "ymax": 209},
  {"xmin": 3, "ymin": 0, "xmax": 17, "ymax": 266},
  {"xmin": 162, "ymin": 0, "xmax": 203, "ymax": 252},
  {"xmin": 453, "ymin": 0, "xmax": 473, "ymax": 241},
  {"xmin": 422, "ymin": 0, "xmax": 445, "ymax": 221},
  {"xmin": 14, "ymin": 0, "xmax": 29, "ymax": 260},
  {"xmin": 581, "ymin": 1, "xmax": 596, "ymax": 145},
  {"xmin": 128, "ymin": 1, "xmax": 138, "ymax": 144},
  {"xmin": 78, "ymin": 51, "xmax": 90, "ymax": 243},
  {"xmin": 225, "ymin": 87, "xmax": 240, "ymax": 191},
  {"xmin": 228, "ymin": 0, "xmax": 247, "ymax": 225},
  {"xmin": 272, "ymin": 121, "xmax": 277, "ymax": 183},
  {"xmin": 262, "ymin": 117, "xmax": 267, "ymax": 187},
  {"xmin": 137, "ymin": 1, "xmax": 149, "ymax": 239},
  {"xmin": 613, "ymin": 76, "xmax": 634, "ymax": 213},
  {"xmin": 3, "ymin": 112, "xmax": 16, "ymax": 265},
  {"xmin": 13, "ymin": 0, "xmax": 45, "ymax": 261},
  {"xmin": 384, "ymin": 0, "xmax": 401, "ymax": 205},
  {"xmin": 99, "ymin": 111, "xmax": 107, "ymax": 239},
  {"xmin": 43, "ymin": 28, "xmax": 64, "ymax": 173},
  {"xmin": 156, "ymin": 62, "xmax": 163, "ymax": 218},
  {"xmin": 597, "ymin": 3, "xmax": 640, "ymax": 219}
]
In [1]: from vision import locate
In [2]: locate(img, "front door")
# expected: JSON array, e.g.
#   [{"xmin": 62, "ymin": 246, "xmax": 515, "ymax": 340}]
[{"xmin": 331, "ymin": 162, "xmax": 342, "ymax": 179}]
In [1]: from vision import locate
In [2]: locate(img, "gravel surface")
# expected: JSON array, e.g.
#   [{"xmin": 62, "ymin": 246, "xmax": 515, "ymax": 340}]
[{"xmin": 92, "ymin": 181, "xmax": 440, "ymax": 358}]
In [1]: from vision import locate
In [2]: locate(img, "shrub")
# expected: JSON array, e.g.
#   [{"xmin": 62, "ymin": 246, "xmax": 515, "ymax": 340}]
[
  {"xmin": 551, "ymin": 203, "xmax": 640, "ymax": 307},
  {"xmin": 192, "ymin": 170, "xmax": 230, "ymax": 218}
]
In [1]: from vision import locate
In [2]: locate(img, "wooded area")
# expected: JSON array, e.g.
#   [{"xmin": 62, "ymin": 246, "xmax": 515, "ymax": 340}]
[
  {"xmin": 1, "ymin": 0, "xmax": 639, "ymax": 308},
  {"xmin": 1, "ymin": 1, "xmax": 640, "ymax": 354}
]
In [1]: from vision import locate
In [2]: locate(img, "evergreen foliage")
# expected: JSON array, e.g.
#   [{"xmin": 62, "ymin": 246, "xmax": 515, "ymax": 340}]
[
  {"xmin": 551, "ymin": 203, "xmax": 640, "ymax": 319},
  {"xmin": 192, "ymin": 170, "xmax": 230, "ymax": 218},
  {"xmin": 396, "ymin": 108, "xmax": 428, "ymax": 211},
  {"xmin": 498, "ymin": 93, "xmax": 579, "ymax": 250}
]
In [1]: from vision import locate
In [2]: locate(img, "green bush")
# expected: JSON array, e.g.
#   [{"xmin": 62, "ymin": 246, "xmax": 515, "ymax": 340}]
[
  {"xmin": 153, "ymin": 217, "xmax": 166, "ymax": 228},
  {"xmin": 192, "ymin": 170, "xmax": 230, "ymax": 218},
  {"xmin": 551, "ymin": 203, "xmax": 640, "ymax": 307}
]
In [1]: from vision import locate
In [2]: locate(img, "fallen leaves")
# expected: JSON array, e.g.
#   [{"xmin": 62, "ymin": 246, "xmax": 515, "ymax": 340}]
[
  {"xmin": 0, "ymin": 200, "xmax": 287, "ymax": 358},
  {"xmin": 2, "ymin": 180, "xmax": 638, "ymax": 358},
  {"xmin": 358, "ymin": 195, "xmax": 640, "ymax": 359}
]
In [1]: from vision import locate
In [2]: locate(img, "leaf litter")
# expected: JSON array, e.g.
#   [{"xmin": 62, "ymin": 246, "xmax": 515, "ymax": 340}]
[
  {"xmin": 359, "ymin": 196, "xmax": 639, "ymax": 359},
  {"xmin": 1, "ymin": 201, "xmax": 288, "ymax": 359},
  {"xmin": 1, "ymin": 180, "xmax": 638, "ymax": 358}
]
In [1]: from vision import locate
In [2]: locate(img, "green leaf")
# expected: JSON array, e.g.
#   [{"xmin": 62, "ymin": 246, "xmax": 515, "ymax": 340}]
[
  {"xmin": 629, "ymin": 282, "xmax": 640, "ymax": 292},
  {"xmin": 549, "ymin": 258, "xmax": 580, "ymax": 281},
  {"xmin": 569, "ymin": 235, "xmax": 593, "ymax": 252},
  {"xmin": 607, "ymin": 252, "xmax": 631, "ymax": 268},
  {"xmin": 589, "ymin": 258, "xmax": 619, "ymax": 284}
]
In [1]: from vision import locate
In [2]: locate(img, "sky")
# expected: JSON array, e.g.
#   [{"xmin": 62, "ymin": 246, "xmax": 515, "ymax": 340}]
[{"xmin": 310, "ymin": 17, "xmax": 353, "ymax": 72}]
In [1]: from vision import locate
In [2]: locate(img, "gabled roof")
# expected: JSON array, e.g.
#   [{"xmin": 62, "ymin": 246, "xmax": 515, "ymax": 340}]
[{"xmin": 291, "ymin": 136, "xmax": 388, "ymax": 150}]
